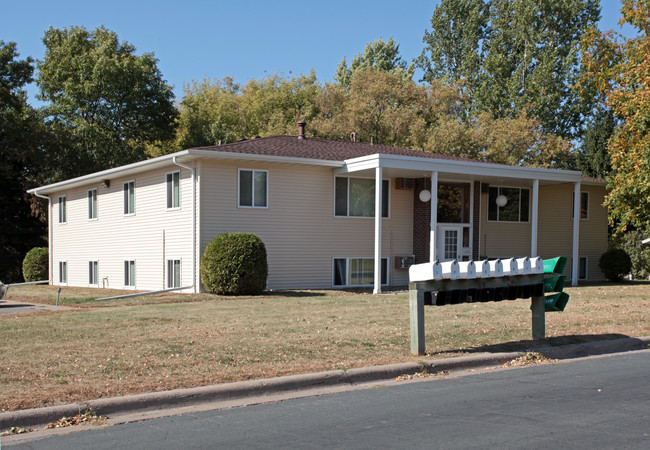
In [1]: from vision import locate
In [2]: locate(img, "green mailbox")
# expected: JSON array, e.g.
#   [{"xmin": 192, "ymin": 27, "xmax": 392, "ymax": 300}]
[{"xmin": 543, "ymin": 256, "xmax": 569, "ymax": 312}]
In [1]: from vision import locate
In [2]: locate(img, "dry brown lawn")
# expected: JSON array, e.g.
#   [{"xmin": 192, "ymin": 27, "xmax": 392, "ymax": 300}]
[{"xmin": 1, "ymin": 282, "xmax": 649, "ymax": 412}]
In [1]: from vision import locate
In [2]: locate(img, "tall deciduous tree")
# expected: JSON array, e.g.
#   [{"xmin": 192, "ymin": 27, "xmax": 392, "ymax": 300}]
[
  {"xmin": 580, "ymin": 0, "xmax": 650, "ymax": 233},
  {"xmin": 335, "ymin": 38, "xmax": 414, "ymax": 89},
  {"xmin": 419, "ymin": 0, "xmax": 600, "ymax": 139},
  {"xmin": 175, "ymin": 72, "xmax": 321, "ymax": 149},
  {"xmin": 0, "ymin": 41, "xmax": 47, "ymax": 282},
  {"xmin": 37, "ymin": 26, "xmax": 178, "ymax": 179}
]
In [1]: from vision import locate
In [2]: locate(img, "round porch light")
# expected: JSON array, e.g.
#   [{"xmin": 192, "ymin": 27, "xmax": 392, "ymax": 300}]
[
  {"xmin": 419, "ymin": 189, "xmax": 432, "ymax": 202},
  {"xmin": 495, "ymin": 194, "xmax": 508, "ymax": 207}
]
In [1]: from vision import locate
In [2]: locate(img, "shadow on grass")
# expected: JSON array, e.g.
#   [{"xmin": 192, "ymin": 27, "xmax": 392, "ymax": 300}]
[
  {"xmin": 434, "ymin": 333, "xmax": 633, "ymax": 356},
  {"xmin": 264, "ymin": 290, "xmax": 327, "ymax": 298}
]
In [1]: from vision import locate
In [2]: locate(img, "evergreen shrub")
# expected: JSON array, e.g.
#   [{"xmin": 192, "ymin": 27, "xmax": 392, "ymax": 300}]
[
  {"xmin": 22, "ymin": 247, "xmax": 49, "ymax": 282},
  {"xmin": 598, "ymin": 248, "xmax": 632, "ymax": 282},
  {"xmin": 201, "ymin": 233, "xmax": 268, "ymax": 295}
]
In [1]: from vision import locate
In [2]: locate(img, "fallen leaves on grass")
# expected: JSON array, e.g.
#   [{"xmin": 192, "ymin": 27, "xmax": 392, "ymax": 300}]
[
  {"xmin": 503, "ymin": 352, "xmax": 556, "ymax": 367},
  {"xmin": 45, "ymin": 410, "xmax": 106, "ymax": 429},
  {"xmin": 395, "ymin": 370, "xmax": 449, "ymax": 381},
  {"xmin": 1, "ymin": 426, "xmax": 33, "ymax": 436}
]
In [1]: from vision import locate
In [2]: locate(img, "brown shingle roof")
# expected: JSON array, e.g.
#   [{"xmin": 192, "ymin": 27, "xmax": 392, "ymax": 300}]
[{"xmin": 192, "ymin": 135, "xmax": 474, "ymax": 163}]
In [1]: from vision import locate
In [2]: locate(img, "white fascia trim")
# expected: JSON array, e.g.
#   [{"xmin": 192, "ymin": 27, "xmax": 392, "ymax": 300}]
[
  {"xmin": 338, "ymin": 153, "xmax": 583, "ymax": 183},
  {"xmin": 28, "ymin": 149, "xmax": 345, "ymax": 196},
  {"xmin": 28, "ymin": 151, "xmax": 193, "ymax": 196}
]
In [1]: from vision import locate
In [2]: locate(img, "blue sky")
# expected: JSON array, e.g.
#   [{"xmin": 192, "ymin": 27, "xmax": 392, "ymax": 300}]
[{"xmin": 1, "ymin": 0, "xmax": 637, "ymax": 104}]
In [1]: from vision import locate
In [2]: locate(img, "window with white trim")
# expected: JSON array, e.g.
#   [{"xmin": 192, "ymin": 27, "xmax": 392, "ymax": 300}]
[
  {"xmin": 333, "ymin": 257, "xmax": 388, "ymax": 286},
  {"xmin": 167, "ymin": 259, "xmax": 181, "ymax": 288},
  {"xmin": 579, "ymin": 257, "xmax": 588, "ymax": 280},
  {"xmin": 166, "ymin": 171, "xmax": 180, "ymax": 209},
  {"xmin": 88, "ymin": 260, "xmax": 98, "ymax": 286},
  {"xmin": 124, "ymin": 260, "xmax": 136, "ymax": 287},
  {"xmin": 88, "ymin": 189, "xmax": 97, "ymax": 219},
  {"xmin": 58, "ymin": 195, "xmax": 66, "ymax": 223},
  {"xmin": 488, "ymin": 187, "xmax": 530, "ymax": 222},
  {"xmin": 335, "ymin": 177, "xmax": 389, "ymax": 218},
  {"xmin": 123, "ymin": 181, "xmax": 135, "ymax": 215},
  {"xmin": 239, "ymin": 169, "xmax": 267, "ymax": 207},
  {"xmin": 572, "ymin": 192, "xmax": 589, "ymax": 219},
  {"xmin": 59, "ymin": 261, "xmax": 67, "ymax": 284}
]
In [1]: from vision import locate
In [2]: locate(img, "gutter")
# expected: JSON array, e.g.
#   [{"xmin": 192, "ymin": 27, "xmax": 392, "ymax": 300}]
[{"xmin": 172, "ymin": 157, "xmax": 197, "ymax": 293}]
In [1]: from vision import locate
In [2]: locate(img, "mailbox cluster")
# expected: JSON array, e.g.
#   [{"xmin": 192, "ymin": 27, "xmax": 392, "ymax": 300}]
[
  {"xmin": 541, "ymin": 256, "xmax": 569, "ymax": 312},
  {"xmin": 408, "ymin": 256, "xmax": 569, "ymax": 309}
]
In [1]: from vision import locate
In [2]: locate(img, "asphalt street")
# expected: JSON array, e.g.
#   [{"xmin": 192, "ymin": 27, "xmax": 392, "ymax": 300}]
[{"xmin": 6, "ymin": 349, "xmax": 649, "ymax": 449}]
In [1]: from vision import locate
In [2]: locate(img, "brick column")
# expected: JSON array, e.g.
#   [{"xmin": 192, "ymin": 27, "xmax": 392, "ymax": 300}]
[{"xmin": 413, "ymin": 178, "xmax": 431, "ymax": 264}]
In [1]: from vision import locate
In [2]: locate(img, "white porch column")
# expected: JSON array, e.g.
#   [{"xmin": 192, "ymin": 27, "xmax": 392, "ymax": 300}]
[
  {"xmin": 430, "ymin": 171, "xmax": 439, "ymax": 262},
  {"xmin": 373, "ymin": 166, "xmax": 383, "ymax": 294},
  {"xmin": 531, "ymin": 179, "xmax": 539, "ymax": 257},
  {"xmin": 572, "ymin": 182, "xmax": 581, "ymax": 286}
]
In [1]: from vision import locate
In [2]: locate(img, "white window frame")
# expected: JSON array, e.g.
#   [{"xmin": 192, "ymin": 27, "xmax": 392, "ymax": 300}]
[
  {"xmin": 166, "ymin": 171, "xmax": 180, "ymax": 210},
  {"xmin": 88, "ymin": 260, "xmax": 99, "ymax": 287},
  {"xmin": 123, "ymin": 180, "xmax": 135, "ymax": 215},
  {"xmin": 572, "ymin": 192, "xmax": 589, "ymax": 220},
  {"xmin": 88, "ymin": 188, "xmax": 98, "ymax": 220},
  {"xmin": 58, "ymin": 195, "xmax": 67, "ymax": 224},
  {"xmin": 59, "ymin": 261, "xmax": 67, "ymax": 285},
  {"xmin": 487, "ymin": 186, "xmax": 530, "ymax": 223},
  {"xmin": 332, "ymin": 257, "xmax": 389, "ymax": 287},
  {"xmin": 238, "ymin": 169, "xmax": 268, "ymax": 208},
  {"xmin": 124, "ymin": 260, "xmax": 136, "ymax": 288},
  {"xmin": 167, "ymin": 259, "xmax": 181, "ymax": 289},
  {"xmin": 334, "ymin": 176, "xmax": 390, "ymax": 219}
]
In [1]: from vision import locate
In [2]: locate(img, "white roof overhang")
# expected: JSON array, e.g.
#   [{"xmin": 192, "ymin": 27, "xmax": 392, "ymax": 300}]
[
  {"xmin": 337, "ymin": 153, "xmax": 584, "ymax": 186},
  {"xmin": 27, "ymin": 149, "xmax": 344, "ymax": 196}
]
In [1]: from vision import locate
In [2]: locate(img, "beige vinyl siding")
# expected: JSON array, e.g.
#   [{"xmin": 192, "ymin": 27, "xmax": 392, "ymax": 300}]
[
  {"xmin": 480, "ymin": 183, "xmax": 607, "ymax": 281},
  {"xmin": 199, "ymin": 161, "xmax": 413, "ymax": 290},
  {"xmin": 480, "ymin": 191, "xmax": 532, "ymax": 258},
  {"xmin": 577, "ymin": 185, "xmax": 608, "ymax": 281},
  {"xmin": 50, "ymin": 165, "xmax": 195, "ymax": 291}
]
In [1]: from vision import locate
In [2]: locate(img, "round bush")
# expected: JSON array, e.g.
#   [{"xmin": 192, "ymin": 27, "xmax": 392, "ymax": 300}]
[
  {"xmin": 22, "ymin": 247, "xmax": 49, "ymax": 282},
  {"xmin": 201, "ymin": 233, "xmax": 268, "ymax": 295},
  {"xmin": 598, "ymin": 249, "xmax": 632, "ymax": 282}
]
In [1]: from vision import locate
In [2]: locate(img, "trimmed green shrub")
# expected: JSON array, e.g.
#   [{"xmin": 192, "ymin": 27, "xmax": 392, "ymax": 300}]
[
  {"xmin": 201, "ymin": 233, "xmax": 268, "ymax": 295},
  {"xmin": 618, "ymin": 231, "xmax": 650, "ymax": 279},
  {"xmin": 598, "ymin": 248, "xmax": 632, "ymax": 282},
  {"xmin": 22, "ymin": 247, "xmax": 49, "ymax": 282}
]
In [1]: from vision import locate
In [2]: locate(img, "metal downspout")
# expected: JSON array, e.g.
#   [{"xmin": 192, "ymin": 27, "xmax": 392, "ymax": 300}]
[{"xmin": 172, "ymin": 157, "xmax": 197, "ymax": 293}]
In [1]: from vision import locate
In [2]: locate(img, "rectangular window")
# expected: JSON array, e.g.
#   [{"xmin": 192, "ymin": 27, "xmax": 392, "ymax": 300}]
[
  {"xmin": 335, "ymin": 177, "xmax": 389, "ymax": 218},
  {"xmin": 58, "ymin": 195, "xmax": 66, "ymax": 223},
  {"xmin": 59, "ymin": 261, "xmax": 67, "ymax": 284},
  {"xmin": 167, "ymin": 259, "xmax": 181, "ymax": 288},
  {"xmin": 239, "ymin": 169, "xmax": 267, "ymax": 207},
  {"xmin": 579, "ymin": 257, "xmax": 588, "ymax": 280},
  {"xmin": 88, "ymin": 261, "xmax": 98, "ymax": 286},
  {"xmin": 88, "ymin": 189, "xmax": 97, "ymax": 219},
  {"xmin": 488, "ymin": 187, "xmax": 529, "ymax": 222},
  {"xmin": 333, "ymin": 258, "xmax": 388, "ymax": 286},
  {"xmin": 123, "ymin": 181, "xmax": 135, "ymax": 215},
  {"xmin": 572, "ymin": 192, "xmax": 589, "ymax": 219},
  {"xmin": 124, "ymin": 260, "xmax": 136, "ymax": 287},
  {"xmin": 166, "ymin": 172, "xmax": 180, "ymax": 209}
]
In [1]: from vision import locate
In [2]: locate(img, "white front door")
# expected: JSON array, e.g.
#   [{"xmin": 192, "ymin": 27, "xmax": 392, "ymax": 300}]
[{"xmin": 437, "ymin": 226, "xmax": 462, "ymax": 261}]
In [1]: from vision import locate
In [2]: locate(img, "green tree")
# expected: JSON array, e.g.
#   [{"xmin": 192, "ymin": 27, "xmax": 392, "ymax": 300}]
[
  {"xmin": 335, "ymin": 38, "xmax": 414, "ymax": 89},
  {"xmin": 418, "ymin": 0, "xmax": 489, "ymax": 105},
  {"xmin": 420, "ymin": 0, "xmax": 600, "ymax": 139},
  {"xmin": 175, "ymin": 72, "xmax": 321, "ymax": 149},
  {"xmin": 580, "ymin": 0, "xmax": 650, "ymax": 234},
  {"xmin": 0, "ymin": 41, "xmax": 47, "ymax": 282},
  {"xmin": 576, "ymin": 107, "xmax": 616, "ymax": 178},
  {"xmin": 37, "ymin": 26, "xmax": 178, "ymax": 179}
]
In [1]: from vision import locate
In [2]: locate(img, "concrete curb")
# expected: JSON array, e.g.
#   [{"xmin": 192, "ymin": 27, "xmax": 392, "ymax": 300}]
[{"xmin": 2, "ymin": 335, "xmax": 648, "ymax": 431}]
